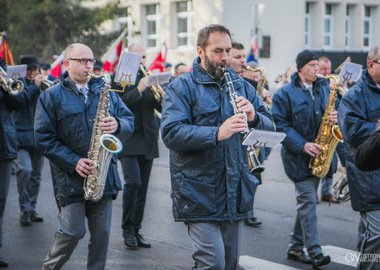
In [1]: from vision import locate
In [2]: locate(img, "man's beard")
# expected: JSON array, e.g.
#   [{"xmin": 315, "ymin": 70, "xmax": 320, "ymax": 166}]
[{"xmin": 204, "ymin": 54, "xmax": 229, "ymax": 80}]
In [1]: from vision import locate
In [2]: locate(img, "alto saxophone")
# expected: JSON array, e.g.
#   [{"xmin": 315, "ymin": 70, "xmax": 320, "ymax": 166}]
[
  {"xmin": 244, "ymin": 66, "xmax": 271, "ymax": 108},
  {"xmin": 309, "ymin": 74, "xmax": 343, "ymax": 178},
  {"xmin": 84, "ymin": 72, "xmax": 123, "ymax": 201},
  {"xmin": 222, "ymin": 66, "xmax": 265, "ymax": 174}
]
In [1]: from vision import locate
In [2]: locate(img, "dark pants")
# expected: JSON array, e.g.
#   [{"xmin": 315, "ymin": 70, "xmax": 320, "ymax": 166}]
[
  {"xmin": 120, "ymin": 155, "xmax": 153, "ymax": 232},
  {"xmin": 0, "ymin": 161, "xmax": 12, "ymax": 248}
]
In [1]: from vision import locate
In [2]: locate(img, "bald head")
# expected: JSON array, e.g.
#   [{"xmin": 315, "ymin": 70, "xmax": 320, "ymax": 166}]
[{"xmin": 65, "ymin": 43, "xmax": 93, "ymax": 60}]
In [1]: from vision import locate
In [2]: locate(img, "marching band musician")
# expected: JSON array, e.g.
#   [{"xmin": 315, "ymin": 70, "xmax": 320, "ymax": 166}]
[
  {"xmin": 271, "ymin": 50, "xmax": 333, "ymax": 268},
  {"xmin": 14, "ymin": 55, "xmax": 45, "ymax": 226},
  {"xmin": 35, "ymin": 43, "xmax": 134, "ymax": 269},
  {"xmin": 338, "ymin": 45, "xmax": 380, "ymax": 270},
  {"xmin": 111, "ymin": 43, "xmax": 162, "ymax": 250},
  {"xmin": 0, "ymin": 56, "xmax": 28, "ymax": 268},
  {"xmin": 161, "ymin": 24, "xmax": 274, "ymax": 269}
]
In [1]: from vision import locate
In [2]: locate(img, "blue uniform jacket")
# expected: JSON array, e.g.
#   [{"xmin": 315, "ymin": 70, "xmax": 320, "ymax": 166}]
[
  {"xmin": 14, "ymin": 78, "xmax": 41, "ymax": 150},
  {"xmin": 338, "ymin": 69, "xmax": 380, "ymax": 212},
  {"xmin": 34, "ymin": 74, "xmax": 134, "ymax": 207},
  {"xmin": 161, "ymin": 57, "xmax": 274, "ymax": 223},
  {"xmin": 271, "ymin": 72, "xmax": 337, "ymax": 182}
]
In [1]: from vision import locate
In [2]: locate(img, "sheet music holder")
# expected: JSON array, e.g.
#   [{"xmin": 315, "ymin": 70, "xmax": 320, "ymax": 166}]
[
  {"xmin": 242, "ymin": 129, "xmax": 286, "ymax": 149},
  {"xmin": 114, "ymin": 50, "xmax": 141, "ymax": 91},
  {"xmin": 339, "ymin": 62, "xmax": 362, "ymax": 82},
  {"xmin": 6, "ymin": 65, "xmax": 27, "ymax": 80},
  {"xmin": 146, "ymin": 71, "xmax": 172, "ymax": 87}
]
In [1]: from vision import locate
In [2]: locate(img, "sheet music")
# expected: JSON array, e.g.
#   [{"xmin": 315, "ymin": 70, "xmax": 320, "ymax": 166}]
[
  {"xmin": 6, "ymin": 65, "xmax": 27, "ymax": 80},
  {"xmin": 242, "ymin": 129, "xmax": 286, "ymax": 148},
  {"xmin": 114, "ymin": 50, "xmax": 142, "ymax": 85},
  {"xmin": 339, "ymin": 62, "xmax": 362, "ymax": 82},
  {"xmin": 146, "ymin": 72, "xmax": 172, "ymax": 87}
]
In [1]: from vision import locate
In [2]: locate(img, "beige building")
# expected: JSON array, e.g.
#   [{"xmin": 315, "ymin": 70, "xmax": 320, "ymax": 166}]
[{"xmin": 105, "ymin": 0, "xmax": 380, "ymax": 84}]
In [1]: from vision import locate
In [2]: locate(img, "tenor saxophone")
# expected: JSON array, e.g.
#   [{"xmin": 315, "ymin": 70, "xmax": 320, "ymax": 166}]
[
  {"xmin": 244, "ymin": 66, "xmax": 271, "ymax": 108},
  {"xmin": 309, "ymin": 74, "xmax": 343, "ymax": 178},
  {"xmin": 83, "ymin": 72, "xmax": 123, "ymax": 201}
]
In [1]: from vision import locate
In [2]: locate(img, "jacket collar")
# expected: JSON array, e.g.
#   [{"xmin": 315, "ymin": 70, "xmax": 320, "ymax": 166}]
[
  {"xmin": 191, "ymin": 56, "xmax": 240, "ymax": 85},
  {"xmin": 362, "ymin": 69, "xmax": 380, "ymax": 92},
  {"xmin": 290, "ymin": 71, "xmax": 326, "ymax": 92},
  {"xmin": 61, "ymin": 72, "xmax": 105, "ymax": 94}
]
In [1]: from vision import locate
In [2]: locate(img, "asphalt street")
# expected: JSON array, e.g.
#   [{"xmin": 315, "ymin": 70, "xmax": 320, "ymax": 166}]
[{"xmin": 2, "ymin": 138, "xmax": 359, "ymax": 269}]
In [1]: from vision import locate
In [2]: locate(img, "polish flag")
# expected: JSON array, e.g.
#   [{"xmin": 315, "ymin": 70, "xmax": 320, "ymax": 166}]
[
  {"xmin": 50, "ymin": 51, "xmax": 65, "ymax": 79},
  {"xmin": 148, "ymin": 42, "xmax": 168, "ymax": 73},
  {"xmin": 246, "ymin": 35, "xmax": 258, "ymax": 64},
  {"xmin": 0, "ymin": 32, "xmax": 15, "ymax": 65},
  {"xmin": 102, "ymin": 28, "xmax": 127, "ymax": 74}
]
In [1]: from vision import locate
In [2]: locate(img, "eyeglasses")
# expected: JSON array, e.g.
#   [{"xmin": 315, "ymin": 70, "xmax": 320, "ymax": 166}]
[
  {"xmin": 372, "ymin": 60, "xmax": 380, "ymax": 65},
  {"xmin": 67, "ymin": 58, "xmax": 96, "ymax": 65}
]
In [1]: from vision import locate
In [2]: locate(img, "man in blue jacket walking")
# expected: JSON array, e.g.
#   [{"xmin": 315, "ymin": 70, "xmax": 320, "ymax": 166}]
[
  {"xmin": 338, "ymin": 45, "xmax": 380, "ymax": 270},
  {"xmin": 271, "ymin": 50, "xmax": 333, "ymax": 268},
  {"xmin": 35, "ymin": 43, "xmax": 134, "ymax": 270},
  {"xmin": 161, "ymin": 24, "xmax": 274, "ymax": 269}
]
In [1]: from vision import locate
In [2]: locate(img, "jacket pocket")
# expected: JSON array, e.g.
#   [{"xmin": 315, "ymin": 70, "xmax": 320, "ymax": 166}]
[
  {"xmin": 192, "ymin": 98, "xmax": 219, "ymax": 126},
  {"xmin": 238, "ymin": 171, "xmax": 259, "ymax": 213},
  {"xmin": 57, "ymin": 105, "xmax": 85, "ymax": 145},
  {"xmin": 178, "ymin": 177, "xmax": 217, "ymax": 216}
]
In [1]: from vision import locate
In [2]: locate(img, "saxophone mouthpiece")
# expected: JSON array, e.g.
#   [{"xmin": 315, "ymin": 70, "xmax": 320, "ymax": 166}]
[{"xmin": 316, "ymin": 74, "xmax": 325, "ymax": 79}]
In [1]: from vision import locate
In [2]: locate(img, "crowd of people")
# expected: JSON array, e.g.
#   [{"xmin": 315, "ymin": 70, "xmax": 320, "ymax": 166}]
[{"xmin": 0, "ymin": 23, "xmax": 379, "ymax": 270}]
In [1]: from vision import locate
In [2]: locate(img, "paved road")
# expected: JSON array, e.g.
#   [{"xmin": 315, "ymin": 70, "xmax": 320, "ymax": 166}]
[{"xmin": 2, "ymin": 139, "xmax": 359, "ymax": 269}]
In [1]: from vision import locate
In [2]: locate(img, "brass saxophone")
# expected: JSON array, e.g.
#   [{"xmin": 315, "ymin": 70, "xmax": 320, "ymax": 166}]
[
  {"xmin": 222, "ymin": 66, "xmax": 265, "ymax": 174},
  {"xmin": 244, "ymin": 66, "xmax": 271, "ymax": 108},
  {"xmin": 84, "ymin": 72, "xmax": 123, "ymax": 201},
  {"xmin": 309, "ymin": 74, "xmax": 343, "ymax": 178}
]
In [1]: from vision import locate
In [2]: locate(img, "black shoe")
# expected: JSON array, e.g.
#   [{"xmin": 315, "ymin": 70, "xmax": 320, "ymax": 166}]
[
  {"xmin": 0, "ymin": 256, "xmax": 8, "ymax": 268},
  {"xmin": 311, "ymin": 253, "xmax": 331, "ymax": 268},
  {"xmin": 30, "ymin": 211, "xmax": 44, "ymax": 222},
  {"xmin": 136, "ymin": 233, "xmax": 151, "ymax": 248},
  {"xmin": 244, "ymin": 217, "xmax": 262, "ymax": 227},
  {"xmin": 20, "ymin": 212, "xmax": 31, "ymax": 226},
  {"xmin": 123, "ymin": 230, "xmax": 138, "ymax": 250},
  {"xmin": 287, "ymin": 249, "xmax": 311, "ymax": 264}
]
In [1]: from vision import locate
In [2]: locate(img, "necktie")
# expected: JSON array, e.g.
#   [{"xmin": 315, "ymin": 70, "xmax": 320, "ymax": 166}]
[{"xmin": 79, "ymin": 87, "xmax": 88, "ymax": 96}]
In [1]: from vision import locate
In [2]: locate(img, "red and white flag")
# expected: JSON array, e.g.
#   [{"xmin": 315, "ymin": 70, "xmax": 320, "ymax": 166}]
[
  {"xmin": 148, "ymin": 42, "xmax": 168, "ymax": 73},
  {"xmin": 0, "ymin": 32, "xmax": 15, "ymax": 65},
  {"xmin": 102, "ymin": 28, "xmax": 127, "ymax": 74},
  {"xmin": 50, "ymin": 51, "xmax": 65, "ymax": 79}
]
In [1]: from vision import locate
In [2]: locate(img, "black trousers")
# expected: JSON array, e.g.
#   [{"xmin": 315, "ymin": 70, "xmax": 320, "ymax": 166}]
[{"xmin": 119, "ymin": 155, "xmax": 153, "ymax": 232}]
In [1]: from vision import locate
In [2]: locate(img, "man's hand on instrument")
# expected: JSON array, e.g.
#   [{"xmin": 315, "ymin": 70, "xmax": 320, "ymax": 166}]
[
  {"xmin": 137, "ymin": 76, "xmax": 148, "ymax": 93},
  {"xmin": 75, "ymin": 158, "xmax": 95, "ymax": 178},
  {"xmin": 235, "ymin": 96, "xmax": 255, "ymax": 122},
  {"xmin": 34, "ymin": 74, "xmax": 44, "ymax": 88},
  {"xmin": 302, "ymin": 142, "xmax": 322, "ymax": 157},
  {"xmin": 329, "ymin": 110, "xmax": 338, "ymax": 123},
  {"xmin": 100, "ymin": 116, "xmax": 118, "ymax": 134},
  {"xmin": 217, "ymin": 113, "xmax": 247, "ymax": 141}
]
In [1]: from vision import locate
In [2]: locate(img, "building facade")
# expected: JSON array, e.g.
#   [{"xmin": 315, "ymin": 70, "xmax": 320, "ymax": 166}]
[{"xmin": 107, "ymin": 0, "xmax": 379, "ymax": 84}]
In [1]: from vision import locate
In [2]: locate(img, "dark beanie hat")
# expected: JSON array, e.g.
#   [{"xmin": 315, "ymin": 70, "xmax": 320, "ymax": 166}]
[
  {"xmin": 296, "ymin": 50, "xmax": 318, "ymax": 71},
  {"xmin": 20, "ymin": 55, "xmax": 39, "ymax": 68}
]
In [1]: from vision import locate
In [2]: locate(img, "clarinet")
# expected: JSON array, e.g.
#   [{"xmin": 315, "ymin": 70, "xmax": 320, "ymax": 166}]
[{"xmin": 221, "ymin": 66, "xmax": 265, "ymax": 174}]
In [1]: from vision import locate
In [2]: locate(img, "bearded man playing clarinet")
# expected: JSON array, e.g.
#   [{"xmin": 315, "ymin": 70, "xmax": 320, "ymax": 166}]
[{"xmin": 160, "ymin": 24, "xmax": 274, "ymax": 270}]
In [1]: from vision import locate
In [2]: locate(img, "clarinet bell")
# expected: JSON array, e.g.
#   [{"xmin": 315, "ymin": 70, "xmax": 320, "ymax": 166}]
[{"xmin": 248, "ymin": 149, "xmax": 265, "ymax": 174}]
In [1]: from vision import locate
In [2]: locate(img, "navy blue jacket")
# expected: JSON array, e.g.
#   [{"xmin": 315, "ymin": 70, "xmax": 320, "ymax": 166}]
[
  {"xmin": 161, "ymin": 57, "xmax": 274, "ymax": 223},
  {"xmin": 271, "ymin": 72, "xmax": 337, "ymax": 182},
  {"xmin": 0, "ymin": 61, "xmax": 27, "ymax": 162},
  {"xmin": 34, "ymin": 74, "xmax": 134, "ymax": 207},
  {"xmin": 338, "ymin": 69, "xmax": 380, "ymax": 212},
  {"xmin": 14, "ymin": 78, "xmax": 41, "ymax": 150}
]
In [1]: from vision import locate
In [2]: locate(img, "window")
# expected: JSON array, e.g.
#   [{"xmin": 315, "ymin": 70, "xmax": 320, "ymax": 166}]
[
  {"xmin": 363, "ymin": 6, "xmax": 372, "ymax": 49},
  {"xmin": 145, "ymin": 4, "xmax": 160, "ymax": 48},
  {"xmin": 175, "ymin": 1, "xmax": 193, "ymax": 47},
  {"xmin": 345, "ymin": 5, "xmax": 351, "ymax": 49},
  {"xmin": 304, "ymin": 2, "xmax": 311, "ymax": 47},
  {"xmin": 323, "ymin": 4, "xmax": 333, "ymax": 49}
]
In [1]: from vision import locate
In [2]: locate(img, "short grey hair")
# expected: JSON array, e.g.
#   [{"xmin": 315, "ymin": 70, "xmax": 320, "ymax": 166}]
[{"xmin": 367, "ymin": 46, "xmax": 380, "ymax": 62}]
